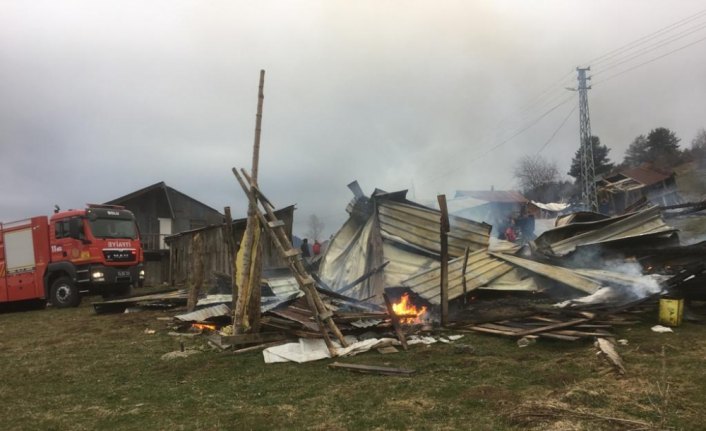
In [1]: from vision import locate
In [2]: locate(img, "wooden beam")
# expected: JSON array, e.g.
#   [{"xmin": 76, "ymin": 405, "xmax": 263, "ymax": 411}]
[
  {"xmin": 437, "ymin": 194, "xmax": 450, "ymax": 326},
  {"xmin": 233, "ymin": 70, "xmax": 266, "ymax": 334},
  {"xmin": 461, "ymin": 246, "xmax": 470, "ymax": 305},
  {"xmin": 223, "ymin": 207, "xmax": 238, "ymax": 314},
  {"xmin": 328, "ymin": 362, "xmax": 415, "ymax": 376},
  {"xmin": 512, "ymin": 318, "xmax": 590, "ymax": 337}
]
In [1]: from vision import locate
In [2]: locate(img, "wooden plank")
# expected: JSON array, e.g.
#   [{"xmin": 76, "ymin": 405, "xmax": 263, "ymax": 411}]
[
  {"xmin": 551, "ymin": 329, "xmax": 613, "ymax": 337},
  {"xmin": 333, "ymin": 312, "xmax": 388, "ymax": 321},
  {"xmin": 284, "ymin": 248, "xmax": 301, "ymax": 257},
  {"xmin": 231, "ymin": 340, "xmax": 289, "ymax": 355},
  {"xmin": 466, "ymin": 325, "xmax": 518, "ymax": 336},
  {"xmin": 383, "ymin": 292, "xmax": 409, "ymax": 350},
  {"xmin": 596, "ymin": 337, "xmax": 626, "ymax": 375},
  {"xmin": 267, "ymin": 220, "xmax": 286, "ymax": 228},
  {"xmin": 512, "ymin": 318, "xmax": 589, "ymax": 337},
  {"xmin": 328, "ymin": 362, "xmax": 415, "ymax": 376},
  {"xmin": 461, "ymin": 246, "xmax": 470, "ymax": 304}
]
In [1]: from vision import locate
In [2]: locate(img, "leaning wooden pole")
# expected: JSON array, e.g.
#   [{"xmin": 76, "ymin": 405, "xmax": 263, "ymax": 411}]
[
  {"xmin": 437, "ymin": 194, "xmax": 450, "ymax": 327},
  {"xmin": 233, "ymin": 70, "xmax": 266, "ymax": 334},
  {"xmin": 223, "ymin": 207, "xmax": 238, "ymax": 313}
]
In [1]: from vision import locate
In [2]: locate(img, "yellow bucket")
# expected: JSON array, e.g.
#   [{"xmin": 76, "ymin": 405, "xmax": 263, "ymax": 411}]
[{"xmin": 658, "ymin": 297, "xmax": 683, "ymax": 327}]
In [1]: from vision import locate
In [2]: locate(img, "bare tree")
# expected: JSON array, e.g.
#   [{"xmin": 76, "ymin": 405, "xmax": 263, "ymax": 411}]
[
  {"xmin": 692, "ymin": 128, "xmax": 706, "ymax": 150},
  {"xmin": 306, "ymin": 214, "xmax": 325, "ymax": 241},
  {"xmin": 513, "ymin": 155, "xmax": 559, "ymax": 193}
]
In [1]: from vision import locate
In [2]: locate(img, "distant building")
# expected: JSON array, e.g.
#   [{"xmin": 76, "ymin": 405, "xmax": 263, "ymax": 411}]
[
  {"xmin": 596, "ymin": 164, "xmax": 680, "ymax": 214},
  {"xmin": 450, "ymin": 190, "xmax": 537, "ymax": 221},
  {"xmin": 105, "ymin": 181, "xmax": 224, "ymax": 285}
]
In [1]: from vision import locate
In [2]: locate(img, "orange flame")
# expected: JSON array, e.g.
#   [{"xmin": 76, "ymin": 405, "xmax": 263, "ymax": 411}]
[
  {"xmin": 391, "ymin": 293, "xmax": 428, "ymax": 324},
  {"xmin": 192, "ymin": 323, "xmax": 217, "ymax": 331}
]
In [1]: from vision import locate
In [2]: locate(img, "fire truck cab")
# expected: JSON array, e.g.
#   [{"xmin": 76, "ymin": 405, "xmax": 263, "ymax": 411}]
[{"xmin": 0, "ymin": 204, "xmax": 144, "ymax": 308}]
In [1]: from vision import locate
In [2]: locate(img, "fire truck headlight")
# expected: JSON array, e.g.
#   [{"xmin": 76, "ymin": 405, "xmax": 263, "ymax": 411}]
[
  {"xmin": 139, "ymin": 269, "xmax": 145, "ymax": 279},
  {"xmin": 92, "ymin": 271, "xmax": 105, "ymax": 281}
]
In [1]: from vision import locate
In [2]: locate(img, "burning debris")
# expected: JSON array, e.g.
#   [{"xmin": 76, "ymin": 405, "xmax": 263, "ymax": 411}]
[{"xmin": 391, "ymin": 293, "xmax": 428, "ymax": 324}]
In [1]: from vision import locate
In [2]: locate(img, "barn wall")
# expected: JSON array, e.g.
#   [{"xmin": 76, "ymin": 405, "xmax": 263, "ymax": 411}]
[{"xmin": 166, "ymin": 206, "xmax": 295, "ymax": 287}]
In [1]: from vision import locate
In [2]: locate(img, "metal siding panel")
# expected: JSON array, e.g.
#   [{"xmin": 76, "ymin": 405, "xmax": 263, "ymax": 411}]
[
  {"xmin": 402, "ymin": 250, "xmax": 515, "ymax": 304},
  {"xmin": 377, "ymin": 201, "xmax": 490, "ymax": 256}
]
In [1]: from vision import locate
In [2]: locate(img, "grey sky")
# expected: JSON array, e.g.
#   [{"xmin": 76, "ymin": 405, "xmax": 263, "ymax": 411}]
[{"xmin": 2, "ymin": 1, "xmax": 705, "ymax": 237}]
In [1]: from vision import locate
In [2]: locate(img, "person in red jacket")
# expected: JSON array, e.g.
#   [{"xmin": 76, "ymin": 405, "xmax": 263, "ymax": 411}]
[
  {"xmin": 504, "ymin": 218, "xmax": 517, "ymax": 242},
  {"xmin": 312, "ymin": 240, "xmax": 321, "ymax": 255}
]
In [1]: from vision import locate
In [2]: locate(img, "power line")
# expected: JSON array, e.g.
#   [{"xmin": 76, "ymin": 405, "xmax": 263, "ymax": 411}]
[
  {"xmin": 588, "ymin": 8, "xmax": 706, "ymax": 66},
  {"xmin": 593, "ymin": 20, "xmax": 706, "ymax": 76},
  {"xmin": 425, "ymin": 94, "xmax": 575, "ymax": 184},
  {"xmin": 593, "ymin": 33, "xmax": 706, "ymax": 86},
  {"xmin": 495, "ymin": 69, "xmax": 575, "ymax": 128},
  {"xmin": 536, "ymin": 104, "xmax": 577, "ymax": 156}
]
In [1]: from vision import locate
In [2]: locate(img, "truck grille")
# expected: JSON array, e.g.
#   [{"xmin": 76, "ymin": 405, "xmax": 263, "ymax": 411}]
[{"xmin": 103, "ymin": 249, "xmax": 136, "ymax": 262}]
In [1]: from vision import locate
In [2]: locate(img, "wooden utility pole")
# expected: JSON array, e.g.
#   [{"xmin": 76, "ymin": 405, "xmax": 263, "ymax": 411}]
[
  {"xmin": 233, "ymin": 69, "xmax": 266, "ymax": 334},
  {"xmin": 437, "ymin": 194, "xmax": 450, "ymax": 327}
]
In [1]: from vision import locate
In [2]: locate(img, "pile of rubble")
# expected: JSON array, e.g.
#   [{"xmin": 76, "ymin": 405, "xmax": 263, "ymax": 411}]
[{"xmin": 94, "ymin": 181, "xmax": 706, "ymax": 372}]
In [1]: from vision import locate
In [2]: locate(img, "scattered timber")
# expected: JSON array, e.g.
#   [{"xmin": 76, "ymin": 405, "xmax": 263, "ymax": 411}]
[{"xmin": 328, "ymin": 362, "xmax": 415, "ymax": 376}]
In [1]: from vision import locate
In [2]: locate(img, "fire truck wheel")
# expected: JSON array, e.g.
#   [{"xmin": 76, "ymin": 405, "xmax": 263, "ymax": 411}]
[{"xmin": 50, "ymin": 277, "xmax": 81, "ymax": 308}]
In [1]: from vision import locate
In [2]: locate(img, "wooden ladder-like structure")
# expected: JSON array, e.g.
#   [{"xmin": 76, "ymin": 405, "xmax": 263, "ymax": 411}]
[{"xmin": 232, "ymin": 168, "xmax": 348, "ymax": 354}]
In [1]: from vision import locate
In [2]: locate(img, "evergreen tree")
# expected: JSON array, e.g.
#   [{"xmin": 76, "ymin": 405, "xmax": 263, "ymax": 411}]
[
  {"xmin": 623, "ymin": 127, "xmax": 682, "ymax": 168},
  {"xmin": 568, "ymin": 136, "xmax": 615, "ymax": 181}
]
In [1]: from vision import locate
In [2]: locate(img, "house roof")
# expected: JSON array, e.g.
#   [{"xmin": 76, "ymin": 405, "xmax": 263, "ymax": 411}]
[
  {"xmin": 454, "ymin": 190, "xmax": 528, "ymax": 203},
  {"xmin": 602, "ymin": 164, "xmax": 672, "ymax": 187},
  {"xmin": 620, "ymin": 165, "xmax": 672, "ymax": 186},
  {"xmin": 105, "ymin": 181, "xmax": 223, "ymax": 218}
]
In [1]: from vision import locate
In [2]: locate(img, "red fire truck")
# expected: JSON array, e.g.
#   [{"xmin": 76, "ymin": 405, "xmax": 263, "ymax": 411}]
[{"xmin": 0, "ymin": 204, "xmax": 144, "ymax": 308}]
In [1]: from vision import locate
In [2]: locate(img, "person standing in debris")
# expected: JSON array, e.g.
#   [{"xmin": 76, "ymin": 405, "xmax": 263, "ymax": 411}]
[
  {"xmin": 300, "ymin": 238, "xmax": 311, "ymax": 257},
  {"xmin": 495, "ymin": 217, "xmax": 508, "ymax": 240},
  {"xmin": 504, "ymin": 218, "xmax": 517, "ymax": 242},
  {"xmin": 312, "ymin": 240, "xmax": 321, "ymax": 255}
]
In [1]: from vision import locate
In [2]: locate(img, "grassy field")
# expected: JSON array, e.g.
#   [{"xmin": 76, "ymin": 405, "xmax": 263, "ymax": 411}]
[{"xmin": 0, "ymin": 296, "xmax": 705, "ymax": 431}]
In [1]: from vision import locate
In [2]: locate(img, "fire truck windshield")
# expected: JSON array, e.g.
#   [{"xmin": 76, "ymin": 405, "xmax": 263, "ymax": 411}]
[{"xmin": 88, "ymin": 218, "xmax": 138, "ymax": 239}]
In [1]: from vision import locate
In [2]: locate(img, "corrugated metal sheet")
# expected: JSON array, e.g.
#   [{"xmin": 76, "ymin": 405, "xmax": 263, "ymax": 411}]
[
  {"xmin": 377, "ymin": 200, "xmax": 491, "ymax": 257},
  {"xmin": 319, "ymin": 195, "xmax": 491, "ymax": 302},
  {"xmin": 534, "ymin": 207, "xmax": 675, "ymax": 257},
  {"xmin": 454, "ymin": 190, "xmax": 528, "ymax": 203},
  {"xmin": 175, "ymin": 304, "xmax": 231, "ymax": 322},
  {"xmin": 317, "ymin": 216, "xmax": 376, "ymax": 300},
  {"xmin": 265, "ymin": 275, "xmax": 301, "ymax": 297},
  {"xmin": 402, "ymin": 250, "xmax": 517, "ymax": 304},
  {"xmin": 489, "ymin": 252, "xmax": 602, "ymax": 294}
]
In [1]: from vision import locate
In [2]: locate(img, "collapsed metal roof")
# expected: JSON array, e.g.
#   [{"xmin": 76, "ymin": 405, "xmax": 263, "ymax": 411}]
[
  {"xmin": 318, "ymin": 187, "xmax": 491, "ymax": 302},
  {"xmin": 533, "ymin": 206, "xmax": 676, "ymax": 257},
  {"xmin": 401, "ymin": 250, "xmax": 527, "ymax": 304}
]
